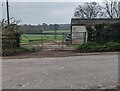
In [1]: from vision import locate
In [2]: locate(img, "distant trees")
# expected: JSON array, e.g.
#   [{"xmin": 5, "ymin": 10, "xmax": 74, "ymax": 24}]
[
  {"xmin": 48, "ymin": 24, "xmax": 60, "ymax": 30},
  {"xmin": 74, "ymin": 0, "xmax": 120, "ymax": 19},
  {"xmin": 19, "ymin": 24, "xmax": 70, "ymax": 34},
  {"xmin": 49, "ymin": 24, "xmax": 55, "ymax": 30},
  {"xmin": 19, "ymin": 24, "xmax": 43, "ymax": 33},
  {"xmin": 42, "ymin": 23, "xmax": 48, "ymax": 31},
  {"xmin": 54, "ymin": 24, "xmax": 60, "ymax": 30}
]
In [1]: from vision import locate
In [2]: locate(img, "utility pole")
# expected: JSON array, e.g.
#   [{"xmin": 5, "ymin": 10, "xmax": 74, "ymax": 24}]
[{"xmin": 6, "ymin": 0, "xmax": 10, "ymax": 25}]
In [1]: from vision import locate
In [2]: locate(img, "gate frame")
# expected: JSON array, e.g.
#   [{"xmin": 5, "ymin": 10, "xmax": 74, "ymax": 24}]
[{"xmin": 22, "ymin": 32, "xmax": 69, "ymax": 50}]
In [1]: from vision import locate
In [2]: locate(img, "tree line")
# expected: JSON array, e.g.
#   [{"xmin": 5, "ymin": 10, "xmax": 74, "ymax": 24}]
[{"xmin": 19, "ymin": 23, "xmax": 70, "ymax": 33}]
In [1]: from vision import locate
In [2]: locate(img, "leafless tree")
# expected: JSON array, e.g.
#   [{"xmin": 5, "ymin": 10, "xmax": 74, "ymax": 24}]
[
  {"xmin": 119, "ymin": 2, "xmax": 120, "ymax": 18},
  {"xmin": 74, "ymin": 2, "xmax": 103, "ymax": 19},
  {"xmin": 103, "ymin": 0, "xmax": 120, "ymax": 18}
]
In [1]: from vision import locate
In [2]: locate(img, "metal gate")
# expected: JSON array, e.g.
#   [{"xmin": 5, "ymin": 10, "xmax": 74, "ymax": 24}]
[{"xmin": 21, "ymin": 32, "xmax": 73, "ymax": 50}]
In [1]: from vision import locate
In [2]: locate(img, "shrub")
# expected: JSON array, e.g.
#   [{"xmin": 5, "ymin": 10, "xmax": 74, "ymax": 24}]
[
  {"xmin": 2, "ymin": 19, "xmax": 22, "ymax": 50},
  {"xmin": 2, "ymin": 47, "xmax": 40, "ymax": 56},
  {"xmin": 105, "ymin": 42, "xmax": 120, "ymax": 51},
  {"xmin": 77, "ymin": 42, "xmax": 101, "ymax": 52},
  {"xmin": 86, "ymin": 23, "xmax": 120, "ymax": 44},
  {"xmin": 76, "ymin": 42, "xmax": 120, "ymax": 52}
]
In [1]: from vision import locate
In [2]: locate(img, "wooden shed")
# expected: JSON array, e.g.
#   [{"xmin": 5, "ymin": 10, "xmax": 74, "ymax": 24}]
[{"xmin": 71, "ymin": 18, "xmax": 120, "ymax": 44}]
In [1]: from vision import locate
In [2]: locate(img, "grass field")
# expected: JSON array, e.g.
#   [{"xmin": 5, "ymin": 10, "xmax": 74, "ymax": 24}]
[
  {"xmin": 43, "ymin": 30, "xmax": 70, "ymax": 33},
  {"xmin": 21, "ymin": 30, "xmax": 70, "ymax": 44}
]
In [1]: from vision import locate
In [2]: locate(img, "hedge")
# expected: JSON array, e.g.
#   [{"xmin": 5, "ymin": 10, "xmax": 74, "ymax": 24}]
[{"xmin": 76, "ymin": 42, "xmax": 120, "ymax": 52}]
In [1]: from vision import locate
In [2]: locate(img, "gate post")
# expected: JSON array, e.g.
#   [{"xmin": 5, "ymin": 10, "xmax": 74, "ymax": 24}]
[
  {"xmin": 83, "ymin": 32, "xmax": 87, "ymax": 44},
  {"xmin": 61, "ymin": 33, "xmax": 64, "ymax": 49}
]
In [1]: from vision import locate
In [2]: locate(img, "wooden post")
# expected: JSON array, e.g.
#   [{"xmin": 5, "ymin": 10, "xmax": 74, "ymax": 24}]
[{"xmin": 84, "ymin": 32, "xmax": 86, "ymax": 44}]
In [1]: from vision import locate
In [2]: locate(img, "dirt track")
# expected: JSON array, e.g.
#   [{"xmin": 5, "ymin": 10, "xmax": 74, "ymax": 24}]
[{"xmin": 2, "ymin": 53, "xmax": 118, "ymax": 89}]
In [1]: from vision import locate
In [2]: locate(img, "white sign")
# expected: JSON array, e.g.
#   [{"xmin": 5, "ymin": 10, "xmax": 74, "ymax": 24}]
[{"xmin": 72, "ymin": 26, "xmax": 87, "ymax": 44}]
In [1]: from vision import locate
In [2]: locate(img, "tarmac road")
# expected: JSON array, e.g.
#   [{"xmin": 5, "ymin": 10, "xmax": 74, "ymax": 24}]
[{"xmin": 2, "ymin": 54, "xmax": 118, "ymax": 89}]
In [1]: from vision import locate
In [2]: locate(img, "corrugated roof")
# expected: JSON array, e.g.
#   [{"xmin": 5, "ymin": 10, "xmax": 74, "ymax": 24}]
[{"xmin": 71, "ymin": 18, "xmax": 120, "ymax": 25}]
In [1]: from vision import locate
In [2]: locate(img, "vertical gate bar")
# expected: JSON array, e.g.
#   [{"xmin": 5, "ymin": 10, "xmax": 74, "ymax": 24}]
[
  {"xmin": 41, "ymin": 33, "xmax": 42, "ymax": 48},
  {"xmin": 62, "ymin": 33, "xmax": 64, "ymax": 49},
  {"xmin": 70, "ymin": 19, "xmax": 72, "ymax": 44}
]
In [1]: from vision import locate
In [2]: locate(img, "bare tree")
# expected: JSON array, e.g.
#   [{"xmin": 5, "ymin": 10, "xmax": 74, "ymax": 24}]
[
  {"xmin": 74, "ymin": 2, "xmax": 103, "ymax": 19},
  {"xmin": 119, "ymin": 2, "xmax": 120, "ymax": 18},
  {"xmin": 103, "ymin": 0, "xmax": 120, "ymax": 18},
  {"xmin": 118, "ymin": 1, "xmax": 120, "ymax": 18}
]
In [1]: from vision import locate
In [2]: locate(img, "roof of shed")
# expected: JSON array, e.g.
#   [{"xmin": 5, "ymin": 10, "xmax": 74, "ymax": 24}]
[{"xmin": 71, "ymin": 18, "xmax": 120, "ymax": 25}]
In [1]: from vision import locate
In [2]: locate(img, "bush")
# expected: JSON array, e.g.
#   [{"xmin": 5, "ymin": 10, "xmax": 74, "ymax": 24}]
[
  {"xmin": 105, "ymin": 42, "xmax": 120, "ymax": 51},
  {"xmin": 76, "ymin": 42, "xmax": 120, "ymax": 52},
  {"xmin": 2, "ymin": 24, "xmax": 21, "ymax": 49},
  {"xmin": 77, "ymin": 42, "xmax": 101, "ymax": 52},
  {"xmin": 86, "ymin": 23, "xmax": 120, "ymax": 44},
  {"xmin": 77, "ymin": 42, "xmax": 100, "ymax": 52},
  {"xmin": 2, "ymin": 47, "xmax": 40, "ymax": 56}
]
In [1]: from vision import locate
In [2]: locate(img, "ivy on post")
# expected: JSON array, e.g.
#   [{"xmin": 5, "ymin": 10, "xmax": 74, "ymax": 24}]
[{"xmin": 2, "ymin": 19, "xmax": 21, "ymax": 50}]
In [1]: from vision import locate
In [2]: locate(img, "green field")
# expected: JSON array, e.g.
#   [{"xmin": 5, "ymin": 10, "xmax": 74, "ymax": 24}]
[
  {"xmin": 43, "ymin": 30, "xmax": 70, "ymax": 33},
  {"xmin": 21, "ymin": 30, "xmax": 70, "ymax": 44}
]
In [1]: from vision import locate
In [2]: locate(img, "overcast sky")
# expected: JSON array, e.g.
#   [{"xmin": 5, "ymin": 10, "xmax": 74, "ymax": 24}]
[{"xmin": 1, "ymin": 0, "xmax": 103, "ymax": 25}]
